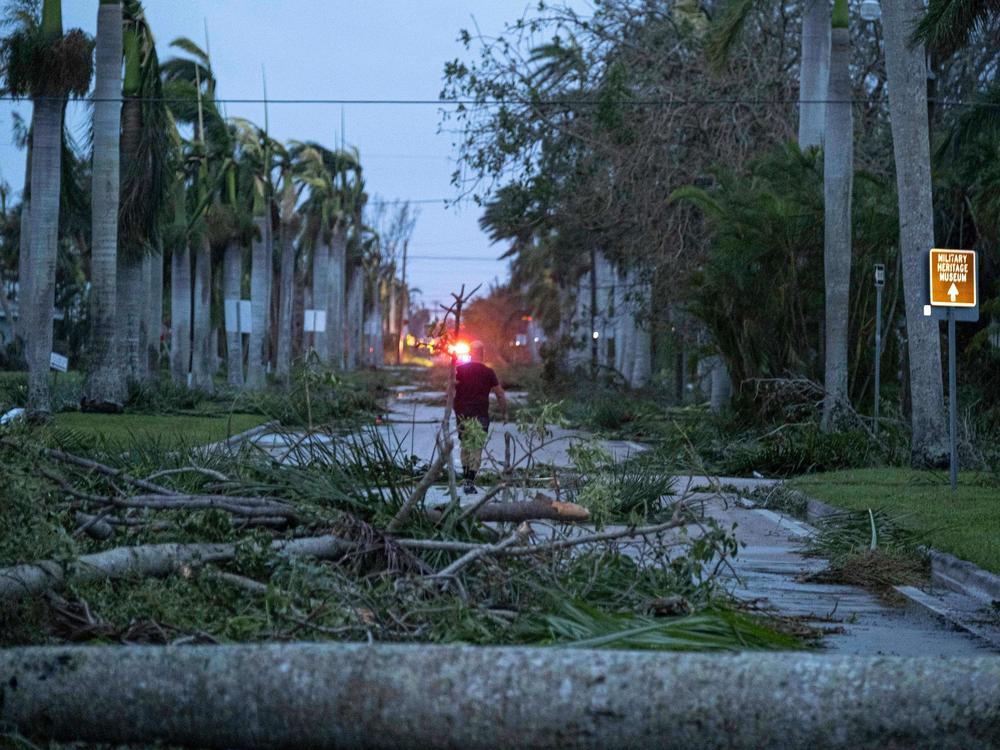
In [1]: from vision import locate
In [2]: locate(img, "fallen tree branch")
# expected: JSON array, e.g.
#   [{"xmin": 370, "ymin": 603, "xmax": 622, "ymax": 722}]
[
  {"xmin": 145, "ymin": 466, "xmax": 231, "ymax": 483},
  {"xmin": 500, "ymin": 512, "xmax": 688, "ymax": 556},
  {"xmin": 431, "ymin": 523, "xmax": 531, "ymax": 580},
  {"xmin": 426, "ymin": 494, "xmax": 589, "ymax": 524},
  {"xmin": 2, "ymin": 644, "xmax": 999, "ymax": 749},
  {"xmin": 105, "ymin": 494, "xmax": 298, "ymax": 520},
  {"xmin": 0, "ymin": 534, "xmax": 353, "ymax": 602},
  {"xmin": 29, "ymin": 444, "xmax": 179, "ymax": 495},
  {"xmin": 387, "ymin": 433, "xmax": 449, "ymax": 532}
]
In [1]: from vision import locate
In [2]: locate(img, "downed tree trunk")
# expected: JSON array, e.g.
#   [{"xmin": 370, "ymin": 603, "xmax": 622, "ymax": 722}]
[
  {"xmin": 427, "ymin": 494, "xmax": 590, "ymax": 524},
  {"xmin": 0, "ymin": 535, "xmax": 352, "ymax": 602},
  {"xmin": 1, "ymin": 644, "xmax": 998, "ymax": 749}
]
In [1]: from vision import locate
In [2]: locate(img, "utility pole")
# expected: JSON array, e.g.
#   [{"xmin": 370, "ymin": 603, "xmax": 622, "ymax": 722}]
[{"xmin": 873, "ymin": 263, "xmax": 885, "ymax": 437}]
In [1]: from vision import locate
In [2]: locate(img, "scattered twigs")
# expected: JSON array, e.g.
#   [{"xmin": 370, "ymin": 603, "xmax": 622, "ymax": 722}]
[
  {"xmin": 387, "ymin": 432, "xmax": 449, "ymax": 532},
  {"xmin": 40, "ymin": 467, "xmax": 298, "ymax": 522},
  {"xmin": 500, "ymin": 511, "xmax": 690, "ymax": 557},
  {"xmin": 105, "ymin": 494, "xmax": 298, "ymax": 520},
  {"xmin": 145, "ymin": 466, "xmax": 231, "ymax": 483},
  {"xmin": 26, "ymin": 444, "xmax": 179, "ymax": 496},
  {"xmin": 431, "ymin": 522, "xmax": 532, "ymax": 580}
]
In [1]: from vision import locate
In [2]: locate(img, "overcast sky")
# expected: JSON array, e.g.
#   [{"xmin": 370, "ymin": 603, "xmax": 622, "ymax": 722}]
[{"xmin": 0, "ymin": 1, "xmax": 571, "ymax": 310}]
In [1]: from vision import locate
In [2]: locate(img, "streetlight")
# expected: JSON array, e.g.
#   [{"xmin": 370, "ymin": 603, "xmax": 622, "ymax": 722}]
[{"xmin": 860, "ymin": 0, "xmax": 881, "ymax": 20}]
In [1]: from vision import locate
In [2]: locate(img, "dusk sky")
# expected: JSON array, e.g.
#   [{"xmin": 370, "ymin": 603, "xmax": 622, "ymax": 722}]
[{"xmin": 0, "ymin": 1, "xmax": 579, "ymax": 310}]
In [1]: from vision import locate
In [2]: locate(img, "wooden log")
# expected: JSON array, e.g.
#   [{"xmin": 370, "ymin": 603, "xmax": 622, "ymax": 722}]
[
  {"xmin": 0, "ymin": 535, "xmax": 352, "ymax": 602},
  {"xmin": 1, "ymin": 644, "xmax": 998, "ymax": 749}
]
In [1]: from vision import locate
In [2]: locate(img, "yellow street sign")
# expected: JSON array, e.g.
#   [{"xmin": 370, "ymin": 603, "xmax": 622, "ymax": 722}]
[{"xmin": 929, "ymin": 249, "xmax": 977, "ymax": 307}]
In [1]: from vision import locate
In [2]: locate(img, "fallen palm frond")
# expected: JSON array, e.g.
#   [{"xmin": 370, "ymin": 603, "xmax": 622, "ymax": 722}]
[
  {"xmin": 530, "ymin": 600, "xmax": 801, "ymax": 651},
  {"xmin": 800, "ymin": 508, "xmax": 930, "ymax": 591}
]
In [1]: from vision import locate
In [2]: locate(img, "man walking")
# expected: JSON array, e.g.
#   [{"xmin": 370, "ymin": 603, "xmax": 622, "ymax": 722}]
[{"xmin": 453, "ymin": 343, "xmax": 507, "ymax": 494}]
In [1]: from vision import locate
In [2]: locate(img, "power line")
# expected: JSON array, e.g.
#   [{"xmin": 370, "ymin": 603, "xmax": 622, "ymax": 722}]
[{"xmin": 4, "ymin": 95, "xmax": 999, "ymax": 108}]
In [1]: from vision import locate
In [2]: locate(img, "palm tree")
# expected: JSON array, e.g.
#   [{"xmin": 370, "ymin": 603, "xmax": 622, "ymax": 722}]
[
  {"xmin": 294, "ymin": 143, "xmax": 363, "ymax": 367},
  {"xmin": 117, "ymin": 1, "xmax": 171, "ymax": 385},
  {"xmin": 881, "ymin": 0, "xmax": 948, "ymax": 463},
  {"xmin": 0, "ymin": 0, "xmax": 92, "ymax": 415},
  {"xmin": 80, "ymin": 0, "xmax": 123, "ymax": 411},
  {"xmin": 232, "ymin": 118, "xmax": 274, "ymax": 389},
  {"xmin": 821, "ymin": 0, "xmax": 853, "ymax": 431},
  {"xmin": 273, "ymin": 144, "xmax": 298, "ymax": 382},
  {"xmin": 162, "ymin": 37, "xmax": 228, "ymax": 392},
  {"xmin": 167, "ymin": 176, "xmax": 191, "ymax": 385},
  {"xmin": 221, "ymin": 163, "xmax": 244, "ymax": 387}
]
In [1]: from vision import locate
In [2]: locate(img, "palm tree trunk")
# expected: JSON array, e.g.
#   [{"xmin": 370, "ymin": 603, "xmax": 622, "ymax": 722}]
[
  {"xmin": 223, "ymin": 240, "xmax": 244, "ymax": 387},
  {"xmin": 327, "ymin": 226, "xmax": 347, "ymax": 369},
  {"xmin": 81, "ymin": 0, "xmax": 123, "ymax": 410},
  {"xmin": 821, "ymin": 13, "xmax": 853, "ymax": 431},
  {"xmin": 116, "ymin": 87, "xmax": 147, "ymax": 385},
  {"xmin": 117, "ymin": 252, "xmax": 145, "ymax": 386},
  {"xmin": 345, "ymin": 266, "xmax": 362, "ymax": 370},
  {"xmin": 881, "ymin": 0, "xmax": 947, "ymax": 465},
  {"xmin": 25, "ymin": 96, "xmax": 64, "ymax": 416},
  {"xmin": 275, "ymin": 219, "xmax": 295, "ymax": 381},
  {"xmin": 310, "ymin": 237, "xmax": 331, "ymax": 362},
  {"xmin": 373, "ymin": 290, "xmax": 384, "ymax": 366},
  {"xmin": 169, "ymin": 242, "xmax": 191, "ymax": 384},
  {"xmin": 190, "ymin": 235, "xmax": 213, "ymax": 391},
  {"xmin": 246, "ymin": 215, "xmax": 270, "ymax": 388},
  {"xmin": 709, "ymin": 356, "xmax": 731, "ymax": 413},
  {"xmin": 630, "ymin": 275, "xmax": 652, "ymax": 388},
  {"xmin": 15, "ymin": 115, "xmax": 32, "ymax": 346},
  {"xmin": 145, "ymin": 248, "xmax": 163, "ymax": 376},
  {"xmin": 798, "ymin": 0, "xmax": 831, "ymax": 148}
]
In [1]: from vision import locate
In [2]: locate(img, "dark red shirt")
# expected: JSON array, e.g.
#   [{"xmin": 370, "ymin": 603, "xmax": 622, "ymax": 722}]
[{"xmin": 454, "ymin": 362, "xmax": 499, "ymax": 421}]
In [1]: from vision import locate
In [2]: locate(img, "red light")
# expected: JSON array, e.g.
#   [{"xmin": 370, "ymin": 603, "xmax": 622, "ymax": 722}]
[{"xmin": 447, "ymin": 340, "xmax": 472, "ymax": 363}]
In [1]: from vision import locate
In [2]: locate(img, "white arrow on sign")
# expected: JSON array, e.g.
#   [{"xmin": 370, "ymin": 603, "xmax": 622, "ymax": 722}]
[{"xmin": 948, "ymin": 283, "xmax": 959, "ymax": 302}]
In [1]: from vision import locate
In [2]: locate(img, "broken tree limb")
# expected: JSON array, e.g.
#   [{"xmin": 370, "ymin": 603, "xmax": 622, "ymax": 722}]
[
  {"xmin": 2, "ymin": 643, "xmax": 999, "ymax": 749},
  {"xmin": 395, "ymin": 515, "xmax": 690, "ymax": 558},
  {"xmin": 426, "ymin": 495, "xmax": 590, "ymax": 524},
  {"xmin": 387, "ymin": 432, "xmax": 449, "ymax": 532},
  {"xmin": 145, "ymin": 465, "xmax": 231, "ymax": 483},
  {"xmin": 104, "ymin": 493, "xmax": 298, "ymax": 520},
  {"xmin": 0, "ymin": 534, "xmax": 353, "ymax": 602},
  {"xmin": 431, "ymin": 523, "xmax": 531, "ymax": 580},
  {"xmin": 22, "ymin": 443, "xmax": 179, "ymax": 495}
]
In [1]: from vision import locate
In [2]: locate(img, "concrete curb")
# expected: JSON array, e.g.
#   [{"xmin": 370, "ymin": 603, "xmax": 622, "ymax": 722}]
[{"xmin": 926, "ymin": 547, "xmax": 1000, "ymax": 605}]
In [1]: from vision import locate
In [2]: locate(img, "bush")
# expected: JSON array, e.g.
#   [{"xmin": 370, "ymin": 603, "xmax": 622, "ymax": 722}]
[{"xmin": 721, "ymin": 424, "xmax": 880, "ymax": 477}]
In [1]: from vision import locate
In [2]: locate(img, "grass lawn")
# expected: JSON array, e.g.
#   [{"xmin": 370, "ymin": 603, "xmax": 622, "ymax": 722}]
[
  {"xmin": 50, "ymin": 411, "xmax": 268, "ymax": 450},
  {"xmin": 791, "ymin": 468, "xmax": 1000, "ymax": 574}
]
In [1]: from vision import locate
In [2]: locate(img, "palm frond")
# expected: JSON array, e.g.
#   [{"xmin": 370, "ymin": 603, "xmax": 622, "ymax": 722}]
[
  {"xmin": 912, "ymin": 0, "xmax": 1000, "ymax": 57},
  {"xmin": 705, "ymin": 0, "xmax": 763, "ymax": 71}
]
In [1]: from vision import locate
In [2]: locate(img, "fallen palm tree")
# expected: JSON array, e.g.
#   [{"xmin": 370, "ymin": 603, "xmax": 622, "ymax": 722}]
[{"xmin": 1, "ymin": 643, "xmax": 998, "ymax": 749}]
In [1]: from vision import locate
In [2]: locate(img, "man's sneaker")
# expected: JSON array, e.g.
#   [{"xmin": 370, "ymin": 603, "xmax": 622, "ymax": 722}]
[{"xmin": 463, "ymin": 479, "xmax": 477, "ymax": 495}]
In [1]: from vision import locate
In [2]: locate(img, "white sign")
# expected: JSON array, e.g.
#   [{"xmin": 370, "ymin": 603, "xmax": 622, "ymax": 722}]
[
  {"xmin": 224, "ymin": 299, "xmax": 253, "ymax": 334},
  {"xmin": 304, "ymin": 309, "xmax": 327, "ymax": 333},
  {"xmin": 49, "ymin": 352, "xmax": 68, "ymax": 372}
]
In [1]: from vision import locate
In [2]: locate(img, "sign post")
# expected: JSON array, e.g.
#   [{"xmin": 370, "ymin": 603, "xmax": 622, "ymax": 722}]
[
  {"xmin": 873, "ymin": 264, "xmax": 885, "ymax": 438},
  {"xmin": 928, "ymin": 249, "xmax": 978, "ymax": 491}
]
